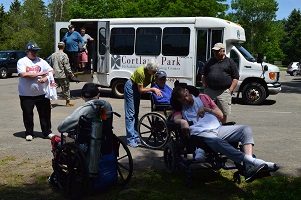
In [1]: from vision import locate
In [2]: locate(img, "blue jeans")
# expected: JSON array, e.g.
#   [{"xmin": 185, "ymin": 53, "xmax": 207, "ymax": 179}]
[{"xmin": 124, "ymin": 80, "xmax": 140, "ymax": 144}]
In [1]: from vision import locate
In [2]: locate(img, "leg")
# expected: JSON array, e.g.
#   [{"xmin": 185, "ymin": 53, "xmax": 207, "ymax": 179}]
[
  {"xmin": 20, "ymin": 96, "xmax": 35, "ymax": 137},
  {"xmin": 215, "ymin": 89, "xmax": 232, "ymax": 124},
  {"xmin": 58, "ymin": 78, "xmax": 74, "ymax": 106},
  {"xmin": 35, "ymin": 95, "xmax": 52, "ymax": 137},
  {"xmin": 124, "ymin": 80, "xmax": 138, "ymax": 147},
  {"xmin": 199, "ymin": 131, "xmax": 245, "ymax": 164}
]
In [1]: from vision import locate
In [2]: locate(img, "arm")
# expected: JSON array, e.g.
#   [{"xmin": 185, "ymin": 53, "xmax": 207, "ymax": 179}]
[
  {"xmin": 229, "ymin": 58, "xmax": 239, "ymax": 93},
  {"xmin": 173, "ymin": 112, "xmax": 190, "ymax": 129},
  {"xmin": 199, "ymin": 94, "xmax": 223, "ymax": 120},
  {"xmin": 137, "ymin": 84, "xmax": 162, "ymax": 96}
]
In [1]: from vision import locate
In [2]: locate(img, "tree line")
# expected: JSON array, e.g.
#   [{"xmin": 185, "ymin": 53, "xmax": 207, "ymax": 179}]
[{"xmin": 0, "ymin": 0, "xmax": 300, "ymax": 65}]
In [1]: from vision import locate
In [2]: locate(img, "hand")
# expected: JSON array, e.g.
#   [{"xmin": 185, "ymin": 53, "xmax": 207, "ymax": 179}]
[
  {"xmin": 154, "ymin": 88, "xmax": 162, "ymax": 97},
  {"xmin": 38, "ymin": 76, "xmax": 48, "ymax": 83},
  {"xmin": 70, "ymin": 73, "xmax": 75, "ymax": 79},
  {"xmin": 197, "ymin": 107, "xmax": 205, "ymax": 121}
]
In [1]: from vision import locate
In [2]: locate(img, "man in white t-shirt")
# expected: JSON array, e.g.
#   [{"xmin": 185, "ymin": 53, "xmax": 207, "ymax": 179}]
[{"xmin": 17, "ymin": 42, "xmax": 55, "ymax": 141}]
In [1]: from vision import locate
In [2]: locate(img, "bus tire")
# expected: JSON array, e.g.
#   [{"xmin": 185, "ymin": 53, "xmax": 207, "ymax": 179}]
[
  {"xmin": 112, "ymin": 80, "xmax": 126, "ymax": 99},
  {"xmin": 242, "ymin": 82, "xmax": 266, "ymax": 105}
]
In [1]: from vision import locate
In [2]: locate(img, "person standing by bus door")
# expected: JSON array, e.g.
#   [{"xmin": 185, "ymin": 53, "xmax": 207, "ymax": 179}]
[
  {"xmin": 124, "ymin": 59, "xmax": 162, "ymax": 148},
  {"xmin": 201, "ymin": 43, "xmax": 239, "ymax": 124},
  {"xmin": 78, "ymin": 27, "xmax": 94, "ymax": 73},
  {"xmin": 61, "ymin": 24, "xmax": 84, "ymax": 72}
]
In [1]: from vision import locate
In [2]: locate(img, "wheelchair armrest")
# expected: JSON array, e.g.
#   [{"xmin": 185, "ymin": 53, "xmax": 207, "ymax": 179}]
[{"xmin": 222, "ymin": 121, "xmax": 236, "ymax": 126}]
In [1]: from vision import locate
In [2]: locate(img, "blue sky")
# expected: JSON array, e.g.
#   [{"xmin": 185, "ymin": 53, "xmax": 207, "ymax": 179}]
[{"xmin": 0, "ymin": 0, "xmax": 300, "ymax": 20}]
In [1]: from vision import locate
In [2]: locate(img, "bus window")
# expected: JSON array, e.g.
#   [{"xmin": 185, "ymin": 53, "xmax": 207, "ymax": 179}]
[
  {"xmin": 162, "ymin": 27, "xmax": 190, "ymax": 56},
  {"xmin": 210, "ymin": 29, "xmax": 223, "ymax": 56},
  {"xmin": 135, "ymin": 28, "xmax": 161, "ymax": 55},
  {"xmin": 99, "ymin": 28, "xmax": 106, "ymax": 55},
  {"xmin": 197, "ymin": 29, "xmax": 208, "ymax": 62},
  {"xmin": 230, "ymin": 49, "xmax": 240, "ymax": 69},
  {"xmin": 110, "ymin": 28, "xmax": 135, "ymax": 55},
  {"xmin": 60, "ymin": 28, "xmax": 68, "ymax": 42}
]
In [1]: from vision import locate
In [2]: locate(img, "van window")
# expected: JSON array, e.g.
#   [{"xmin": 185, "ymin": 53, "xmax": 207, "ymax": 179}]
[
  {"xmin": 135, "ymin": 28, "xmax": 162, "ymax": 55},
  {"xmin": 162, "ymin": 27, "xmax": 190, "ymax": 56},
  {"xmin": 230, "ymin": 49, "xmax": 240, "ymax": 69},
  {"xmin": 110, "ymin": 28, "xmax": 135, "ymax": 55},
  {"xmin": 99, "ymin": 28, "xmax": 106, "ymax": 55}
]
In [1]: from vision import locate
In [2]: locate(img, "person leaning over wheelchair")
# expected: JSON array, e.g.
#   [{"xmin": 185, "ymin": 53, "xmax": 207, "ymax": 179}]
[{"xmin": 171, "ymin": 86, "xmax": 279, "ymax": 183}]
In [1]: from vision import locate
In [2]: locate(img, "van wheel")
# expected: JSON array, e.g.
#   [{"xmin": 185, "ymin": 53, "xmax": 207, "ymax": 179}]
[
  {"xmin": 292, "ymin": 70, "xmax": 298, "ymax": 76},
  {"xmin": 111, "ymin": 80, "xmax": 126, "ymax": 99},
  {"xmin": 0, "ymin": 67, "xmax": 8, "ymax": 79},
  {"xmin": 242, "ymin": 82, "xmax": 266, "ymax": 105}
]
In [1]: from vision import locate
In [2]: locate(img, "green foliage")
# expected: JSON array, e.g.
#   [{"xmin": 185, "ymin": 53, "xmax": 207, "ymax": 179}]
[
  {"xmin": 280, "ymin": 9, "xmax": 301, "ymax": 64},
  {"xmin": 228, "ymin": 0, "xmax": 286, "ymax": 64}
]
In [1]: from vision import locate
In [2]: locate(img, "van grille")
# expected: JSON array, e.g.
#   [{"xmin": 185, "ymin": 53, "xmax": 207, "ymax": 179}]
[{"xmin": 276, "ymin": 72, "xmax": 280, "ymax": 81}]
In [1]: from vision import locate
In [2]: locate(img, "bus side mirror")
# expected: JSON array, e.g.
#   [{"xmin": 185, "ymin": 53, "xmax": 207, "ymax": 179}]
[{"xmin": 257, "ymin": 52, "xmax": 264, "ymax": 63}]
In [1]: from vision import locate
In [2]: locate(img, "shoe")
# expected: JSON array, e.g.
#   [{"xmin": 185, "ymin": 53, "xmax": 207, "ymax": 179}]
[
  {"xmin": 195, "ymin": 148, "xmax": 206, "ymax": 162},
  {"xmin": 245, "ymin": 163, "xmax": 268, "ymax": 183},
  {"xmin": 127, "ymin": 140, "xmax": 138, "ymax": 148},
  {"xmin": 26, "ymin": 135, "xmax": 33, "ymax": 141},
  {"xmin": 47, "ymin": 133, "xmax": 56, "ymax": 140},
  {"xmin": 66, "ymin": 101, "xmax": 74, "ymax": 107},
  {"xmin": 266, "ymin": 163, "xmax": 279, "ymax": 172},
  {"xmin": 135, "ymin": 138, "xmax": 141, "ymax": 144}
]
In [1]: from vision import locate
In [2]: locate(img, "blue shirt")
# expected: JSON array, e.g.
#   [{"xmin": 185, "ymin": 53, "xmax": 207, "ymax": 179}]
[
  {"xmin": 62, "ymin": 31, "xmax": 84, "ymax": 52},
  {"xmin": 151, "ymin": 83, "xmax": 172, "ymax": 104}
]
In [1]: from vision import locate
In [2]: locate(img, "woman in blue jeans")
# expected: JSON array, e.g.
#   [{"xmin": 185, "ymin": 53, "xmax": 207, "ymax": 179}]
[{"xmin": 124, "ymin": 59, "xmax": 162, "ymax": 147}]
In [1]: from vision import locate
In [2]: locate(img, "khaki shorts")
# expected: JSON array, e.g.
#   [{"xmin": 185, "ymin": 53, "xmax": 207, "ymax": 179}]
[{"xmin": 204, "ymin": 88, "xmax": 232, "ymax": 115}]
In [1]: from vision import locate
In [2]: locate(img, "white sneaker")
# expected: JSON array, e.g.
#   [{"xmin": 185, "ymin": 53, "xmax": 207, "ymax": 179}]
[
  {"xmin": 26, "ymin": 135, "xmax": 33, "ymax": 141},
  {"xmin": 47, "ymin": 133, "xmax": 56, "ymax": 140},
  {"xmin": 195, "ymin": 148, "xmax": 206, "ymax": 162}
]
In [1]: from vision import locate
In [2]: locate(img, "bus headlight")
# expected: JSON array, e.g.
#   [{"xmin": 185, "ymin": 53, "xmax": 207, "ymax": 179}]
[{"xmin": 269, "ymin": 72, "xmax": 276, "ymax": 80}]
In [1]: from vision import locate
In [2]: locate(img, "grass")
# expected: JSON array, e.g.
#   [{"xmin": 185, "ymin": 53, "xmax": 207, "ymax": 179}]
[{"xmin": 1, "ymin": 156, "xmax": 301, "ymax": 200}]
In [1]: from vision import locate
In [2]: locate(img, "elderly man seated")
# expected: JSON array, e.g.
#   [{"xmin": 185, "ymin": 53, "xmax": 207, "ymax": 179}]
[{"xmin": 171, "ymin": 86, "xmax": 279, "ymax": 182}]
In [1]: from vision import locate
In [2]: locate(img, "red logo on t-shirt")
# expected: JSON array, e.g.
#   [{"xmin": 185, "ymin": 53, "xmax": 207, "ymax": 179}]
[{"xmin": 26, "ymin": 66, "xmax": 41, "ymax": 73}]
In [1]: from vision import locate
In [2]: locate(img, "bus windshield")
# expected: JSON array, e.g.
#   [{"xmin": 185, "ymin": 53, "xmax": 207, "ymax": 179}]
[{"xmin": 233, "ymin": 43, "xmax": 256, "ymax": 62}]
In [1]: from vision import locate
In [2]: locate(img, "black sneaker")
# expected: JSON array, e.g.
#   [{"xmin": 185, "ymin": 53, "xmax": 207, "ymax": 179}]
[{"xmin": 245, "ymin": 163, "xmax": 268, "ymax": 183}]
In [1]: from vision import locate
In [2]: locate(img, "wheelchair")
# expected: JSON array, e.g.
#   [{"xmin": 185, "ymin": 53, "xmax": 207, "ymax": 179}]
[
  {"xmin": 138, "ymin": 92, "xmax": 173, "ymax": 149},
  {"xmin": 49, "ymin": 103, "xmax": 133, "ymax": 199},
  {"xmin": 138, "ymin": 83, "xmax": 201, "ymax": 149},
  {"xmin": 163, "ymin": 121, "xmax": 248, "ymax": 185}
]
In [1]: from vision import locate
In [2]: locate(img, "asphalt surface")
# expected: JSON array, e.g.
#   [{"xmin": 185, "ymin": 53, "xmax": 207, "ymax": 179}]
[{"xmin": 0, "ymin": 71, "xmax": 300, "ymax": 177}]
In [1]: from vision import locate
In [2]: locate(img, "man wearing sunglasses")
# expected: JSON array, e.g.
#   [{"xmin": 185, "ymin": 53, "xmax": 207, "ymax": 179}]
[{"xmin": 201, "ymin": 43, "xmax": 239, "ymax": 124}]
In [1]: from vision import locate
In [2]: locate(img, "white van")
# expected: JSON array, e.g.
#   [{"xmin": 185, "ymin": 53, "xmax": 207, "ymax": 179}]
[{"xmin": 55, "ymin": 17, "xmax": 281, "ymax": 104}]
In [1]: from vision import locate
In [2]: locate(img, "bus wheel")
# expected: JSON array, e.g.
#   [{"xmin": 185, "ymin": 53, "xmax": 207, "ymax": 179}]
[
  {"xmin": 112, "ymin": 80, "xmax": 126, "ymax": 99},
  {"xmin": 242, "ymin": 82, "xmax": 266, "ymax": 105}
]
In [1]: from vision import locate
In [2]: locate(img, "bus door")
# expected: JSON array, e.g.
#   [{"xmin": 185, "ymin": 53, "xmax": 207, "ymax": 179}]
[
  {"xmin": 196, "ymin": 29, "xmax": 223, "ymax": 88},
  {"xmin": 97, "ymin": 21, "xmax": 110, "ymax": 73},
  {"xmin": 55, "ymin": 22, "xmax": 69, "ymax": 52}
]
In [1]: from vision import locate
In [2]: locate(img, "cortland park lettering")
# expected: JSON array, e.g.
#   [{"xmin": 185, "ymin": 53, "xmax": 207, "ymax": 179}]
[{"xmin": 121, "ymin": 56, "xmax": 181, "ymax": 66}]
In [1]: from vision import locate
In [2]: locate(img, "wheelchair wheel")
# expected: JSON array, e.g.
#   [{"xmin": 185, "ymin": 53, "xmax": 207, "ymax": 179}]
[
  {"xmin": 138, "ymin": 112, "xmax": 169, "ymax": 149},
  {"xmin": 164, "ymin": 141, "xmax": 177, "ymax": 173},
  {"xmin": 113, "ymin": 134, "xmax": 133, "ymax": 186},
  {"xmin": 53, "ymin": 143, "xmax": 89, "ymax": 199}
]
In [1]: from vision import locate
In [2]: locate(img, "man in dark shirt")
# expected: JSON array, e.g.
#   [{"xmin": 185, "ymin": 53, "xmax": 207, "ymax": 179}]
[{"xmin": 201, "ymin": 43, "xmax": 239, "ymax": 124}]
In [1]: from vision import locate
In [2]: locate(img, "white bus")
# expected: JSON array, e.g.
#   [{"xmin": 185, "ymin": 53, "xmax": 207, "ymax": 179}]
[{"xmin": 55, "ymin": 17, "xmax": 281, "ymax": 104}]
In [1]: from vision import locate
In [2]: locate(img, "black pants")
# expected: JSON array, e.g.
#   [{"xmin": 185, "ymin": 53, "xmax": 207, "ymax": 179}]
[
  {"xmin": 66, "ymin": 51, "xmax": 79, "ymax": 71},
  {"xmin": 19, "ymin": 95, "xmax": 52, "ymax": 137}
]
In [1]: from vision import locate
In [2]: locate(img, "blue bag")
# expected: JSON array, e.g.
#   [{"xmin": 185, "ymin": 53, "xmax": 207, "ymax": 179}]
[{"xmin": 92, "ymin": 150, "xmax": 118, "ymax": 190}]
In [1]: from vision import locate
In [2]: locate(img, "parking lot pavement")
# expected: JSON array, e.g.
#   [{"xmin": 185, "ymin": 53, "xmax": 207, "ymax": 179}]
[{"xmin": 0, "ymin": 71, "xmax": 300, "ymax": 177}]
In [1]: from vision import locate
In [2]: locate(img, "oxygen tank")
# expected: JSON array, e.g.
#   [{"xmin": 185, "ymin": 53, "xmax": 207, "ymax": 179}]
[{"xmin": 88, "ymin": 112, "xmax": 103, "ymax": 177}]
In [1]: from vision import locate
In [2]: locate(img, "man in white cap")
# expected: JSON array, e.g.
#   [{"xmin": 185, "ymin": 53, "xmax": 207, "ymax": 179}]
[
  {"xmin": 50, "ymin": 42, "xmax": 75, "ymax": 107},
  {"xmin": 201, "ymin": 43, "xmax": 239, "ymax": 124},
  {"xmin": 17, "ymin": 42, "xmax": 55, "ymax": 141}
]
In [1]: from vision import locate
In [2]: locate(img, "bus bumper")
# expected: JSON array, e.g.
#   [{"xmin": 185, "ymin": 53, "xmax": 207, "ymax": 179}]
[{"xmin": 267, "ymin": 82, "xmax": 281, "ymax": 95}]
